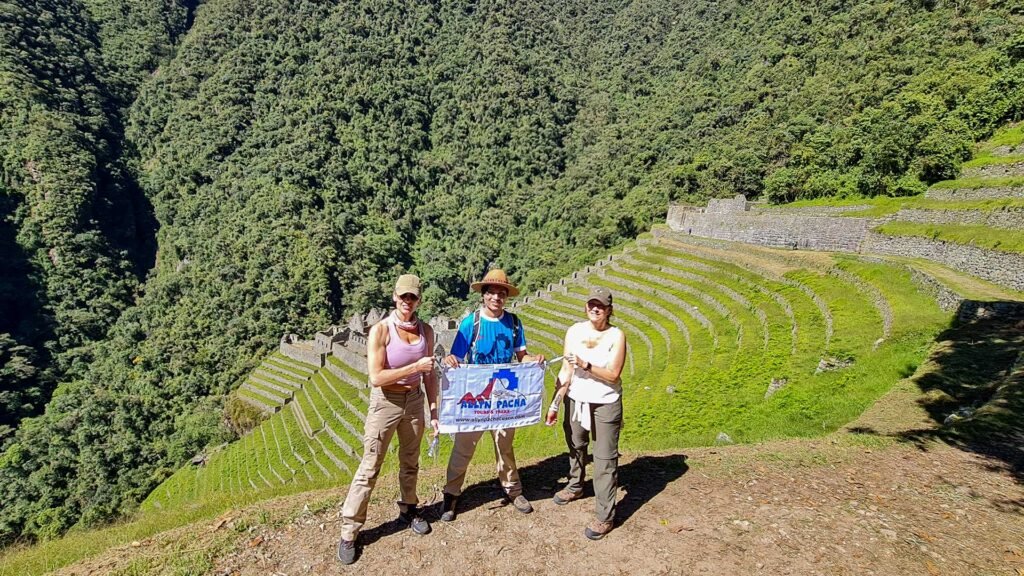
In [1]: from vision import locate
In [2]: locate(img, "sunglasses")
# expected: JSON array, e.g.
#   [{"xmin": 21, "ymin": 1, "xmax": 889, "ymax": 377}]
[{"xmin": 398, "ymin": 293, "xmax": 420, "ymax": 302}]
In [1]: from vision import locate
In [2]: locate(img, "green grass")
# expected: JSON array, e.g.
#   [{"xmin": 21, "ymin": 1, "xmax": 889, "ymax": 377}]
[
  {"xmin": 977, "ymin": 122, "xmax": 1024, "ymax": 150},
  {"xmin": 638, "ymin": 246, "xmax": 829, "ymax": 358},
  {"xmin": 962, "ymin": 154, "xmax": 1024, "ymax": 168},
  {"xmin": 834, "ymin": 258, "xmax": 946, "ymax": 339},
  {"xmin": 874, "ymin": 222, "xmax": 1024, "ymax": 254}
]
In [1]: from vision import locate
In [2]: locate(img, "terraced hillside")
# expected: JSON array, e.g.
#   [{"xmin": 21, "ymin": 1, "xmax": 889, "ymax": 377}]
[
  {"xmin": 144, "ymin": 230, "xmax": 972, "ymax": 513},
  {"xmin": 865, "ymin": 124, "xmax": 1024, "ymax": 287},
  {"xmin": 754, "ymin": 123, "xmax": 1024, "ymax": 292},
  {"xmin": 143, "ymin": 354, "xmax": 369, "ymax": 512}
]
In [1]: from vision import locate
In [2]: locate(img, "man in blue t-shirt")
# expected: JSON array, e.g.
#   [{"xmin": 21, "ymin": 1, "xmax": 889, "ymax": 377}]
[{"xmin": 440, "ymin": 269, "xmax": 544, "ymax": 520}]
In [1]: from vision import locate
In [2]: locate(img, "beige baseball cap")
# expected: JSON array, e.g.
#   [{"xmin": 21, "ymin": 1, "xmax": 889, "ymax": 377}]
[{"xmin": 395, "ymin": 274, "xmax": 421, "ymax": 297}]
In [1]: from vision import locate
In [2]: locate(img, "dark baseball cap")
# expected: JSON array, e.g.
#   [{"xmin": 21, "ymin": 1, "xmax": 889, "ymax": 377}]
[{"xmin": 587, "ymin": 286, "xmax": 612, "ymax": 306}]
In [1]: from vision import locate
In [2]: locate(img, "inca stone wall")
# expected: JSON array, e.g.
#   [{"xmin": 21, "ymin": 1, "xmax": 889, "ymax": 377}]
[
  {"xmin": 280, "ymin": 335, "xmax": 326, "ymax": 366},
  {"xmin": 706, "ymin": 195, "xmax": 750, "ymax": 213},
  {"xmin": 957, "ymin": 300, "xmax": 1024, "ymax": 322},
  {"xmin": 892, "ymin": 208, "xmax": 1024, "ymax": 230},
  {"xmin": 924, "ymin": 186, "xmax": 1024, "ymax": 201},
  {"xmin": 669, "ymin": 207, "xmax": 873, "ymax": 252},
  {"xmin": 664, "ymin": 195, "xmax": 1024, "ymax": 310},
  {"xmin": 331, "ymin": 343, "xmax": 368, "ymax": 373},
  {"xmin": 752, "ymin": 205, "xmax": 870, "ymax": 217},
  {"xmin": 991, "ymin": 144, "xmax": 1024, "ymax": 156},
  {"xmin": 862, "ymin": 233, "xmax": 1024, "ymax": 292},
  {"xmin": 960, "ymin": 161, "xmax": 1024, "ymax": 179}
]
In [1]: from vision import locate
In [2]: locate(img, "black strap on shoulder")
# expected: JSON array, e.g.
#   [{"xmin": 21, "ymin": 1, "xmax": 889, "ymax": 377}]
[
  {"xmin": 468, "ymin": 309, "xmax": 482, "ymax": 361},
  {"xmin": 509, "ymin": 312, "xmax": 522, "ymax": 351}
]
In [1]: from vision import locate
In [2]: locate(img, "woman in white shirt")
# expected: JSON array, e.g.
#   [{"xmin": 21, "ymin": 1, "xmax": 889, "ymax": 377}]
[{"xmin": 548, "ymin": 286, "xmax": 626, "ymax": 540}]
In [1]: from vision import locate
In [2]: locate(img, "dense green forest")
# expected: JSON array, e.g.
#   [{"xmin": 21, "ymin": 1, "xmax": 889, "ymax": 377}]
[
  {"xmin": 0, "ymin": 0, "xmax": 191, "ymax": 436},
  {"xmin": 0, "ymin": 0, "xmax": 1021, "ymax": 544}
]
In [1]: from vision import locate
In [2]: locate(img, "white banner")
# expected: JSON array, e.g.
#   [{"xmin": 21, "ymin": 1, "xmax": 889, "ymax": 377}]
[{"xmin": 438, "ymin": 362, "xmax": 545, "ymax": 433}]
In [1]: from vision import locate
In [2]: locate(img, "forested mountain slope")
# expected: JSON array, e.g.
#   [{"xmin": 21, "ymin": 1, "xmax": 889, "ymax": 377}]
[
  {"xmin": 0, "ymin": 0, "xmax": 190, "ymax": 450},
  {"xmin": 1, "ymin": 0, "xmax": 1021, "ymax": 544}
]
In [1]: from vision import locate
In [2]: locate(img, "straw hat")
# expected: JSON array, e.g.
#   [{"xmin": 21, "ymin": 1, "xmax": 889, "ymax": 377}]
[{"xmin": 470, "ymin": 269, "xmax": 520, "ymax": 297}]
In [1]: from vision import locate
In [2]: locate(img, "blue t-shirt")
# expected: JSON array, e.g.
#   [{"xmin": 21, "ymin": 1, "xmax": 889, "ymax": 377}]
[{"xmin": 450, "ymin": 310, "xmax": 527, "ymax": 365}]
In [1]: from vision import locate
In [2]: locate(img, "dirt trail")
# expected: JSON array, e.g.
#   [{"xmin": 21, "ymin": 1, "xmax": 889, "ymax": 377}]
[
  {"xmin": 208, "ymin": 441, "xmax": 1022, "ymax": 576},
  {"xmin": 55, "ymin": 437, "xmax": 1020, "ymax": 576},
  {"xmin": 53, "ymin": 366, "xmax": 1024, "ymax": 576}
]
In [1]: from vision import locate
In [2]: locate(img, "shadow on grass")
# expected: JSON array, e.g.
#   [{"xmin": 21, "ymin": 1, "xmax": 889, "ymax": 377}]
[
  {"xmin": 434, "ymin": 452, "xmax": 689, "ymax": 524},
  {"xmin": 852, "ymin": 302, "xmax": 1024, "ymax": 490}
]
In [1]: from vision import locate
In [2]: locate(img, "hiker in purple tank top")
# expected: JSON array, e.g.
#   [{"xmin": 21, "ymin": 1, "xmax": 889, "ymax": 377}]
[{"xmin": 337, "ymin": 274, "xmax": 439, "ymax": 565}]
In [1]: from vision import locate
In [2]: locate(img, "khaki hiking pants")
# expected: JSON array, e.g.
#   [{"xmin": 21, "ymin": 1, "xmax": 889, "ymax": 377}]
[
  {"xmin": 562, "ymin": 396, "xmax": 623, "ymax": 523},
  {"xmin": 444, "ymin": 428, "xmax": 522, "ymax": 498},
  {"xmin": 340, "ymin": 387, "xmax": 424, "ymax": 540}
]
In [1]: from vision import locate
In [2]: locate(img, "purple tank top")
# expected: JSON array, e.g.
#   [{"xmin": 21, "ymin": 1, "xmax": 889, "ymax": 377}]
[{"xmin": 385, "ymin": 319, "xmax": 428, "ymax": 387}]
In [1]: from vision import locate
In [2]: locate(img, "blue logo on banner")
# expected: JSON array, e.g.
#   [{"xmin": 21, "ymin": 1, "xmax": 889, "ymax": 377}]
[{"xmin": 459, "ymin": 368, "xmax": 526, "ymax": 410}]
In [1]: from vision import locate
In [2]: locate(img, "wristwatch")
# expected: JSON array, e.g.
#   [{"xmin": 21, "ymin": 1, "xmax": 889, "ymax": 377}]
[{"xmin": 584, "ymin": 360, "xmax": 592, "ymax": 371}]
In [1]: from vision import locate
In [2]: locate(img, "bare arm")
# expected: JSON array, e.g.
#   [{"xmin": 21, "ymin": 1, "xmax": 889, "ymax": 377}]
[
  {"xmin": 367, "ymin": 322, "xmax": 433, "ymax": 388},
  {"xmin": 516, "ymin": 349, "xmax": 545, "ymax": 363},
  {"xmin": 554, "ymin": 326, "xmax": 575, "ymax": 398}
]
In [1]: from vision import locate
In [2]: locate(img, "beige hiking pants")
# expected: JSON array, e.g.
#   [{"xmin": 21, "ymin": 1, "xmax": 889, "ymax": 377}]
[
  {"xmin": 340, "ymin": 386, "xmax": 424, "ymax": 540},
  {"xmin": 444, "ymin": 427, "xmax": 522, "ymax": 498}
]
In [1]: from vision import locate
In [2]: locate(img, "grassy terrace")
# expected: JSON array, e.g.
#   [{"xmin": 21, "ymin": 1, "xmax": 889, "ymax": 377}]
[
  {"xmin": 929, "ymin": 175, "xmax": 1024, "ymax": 189},
  {"xmin": 964, "ymin": 122, "xmax": 1024, "ymax": 167},
  {"xmin": 874, "ymin": 257, "xmax": 1024, "ymax": 302},
  {"xmin": 616, "ymin": 258, "xmax": 788, "ymax": 379},
  {"xmin": 640, "ymin": 244, "xmax": 829, "ymax": 355},
  {"xmin": 962, "ymin": 154, "xmax": 1024, "ymax": 167},
  {"xmin": 141, "ymin": 355, "xmax": 376, "ymax": 517},
  {"xmin": 873, "ymin": 222, "xmax": 1024, "ymax": 254},
  {"xmin": 6, "ymin": 231, "xmax": 961, "ymax": 575}
]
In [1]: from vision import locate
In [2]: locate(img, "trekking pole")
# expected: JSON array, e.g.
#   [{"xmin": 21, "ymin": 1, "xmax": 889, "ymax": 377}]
[{"xmin": 543, "ymin": 356, "xmax": 563, "ymax": 371}]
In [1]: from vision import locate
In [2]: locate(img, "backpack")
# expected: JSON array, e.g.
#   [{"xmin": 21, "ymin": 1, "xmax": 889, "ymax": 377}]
[{"xmin": 468, "ymin": 309, "xmax": 522, "ymax": 364}]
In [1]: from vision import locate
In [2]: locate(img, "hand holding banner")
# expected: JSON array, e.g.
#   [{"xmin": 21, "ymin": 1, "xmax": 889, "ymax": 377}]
[{"xmin": 438, "ymin": 362, "xmax": 546, "ymax": 433}]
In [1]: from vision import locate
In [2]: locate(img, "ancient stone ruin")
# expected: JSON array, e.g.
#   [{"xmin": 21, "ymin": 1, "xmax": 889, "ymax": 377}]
[{"xmin": 280, "ymin": 309, "xmax": 462, "ymax": 380}]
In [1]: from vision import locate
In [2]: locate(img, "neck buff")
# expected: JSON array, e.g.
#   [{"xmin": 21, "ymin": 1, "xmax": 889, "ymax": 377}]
[{"xmin": 390, "ymin": 309, "xmax": 419, "ymax": 332}]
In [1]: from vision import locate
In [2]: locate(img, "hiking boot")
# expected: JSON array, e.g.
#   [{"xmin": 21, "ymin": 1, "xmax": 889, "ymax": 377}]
[
  {"xmin": 511, "ymin": 494, "xmax": 533, "ymax": 514},
  {"xmin": 552, "ymin": 488, "xmax": 581, "ymax": 505},
  {"xmin": 584, "ymin": 519, "xmax": 613, "ymax": 540},
  {"xmin": 398, "ymin": 504, "xmax": 431, "ymax": 535},
  {"xmin": 337, "ymin": 537, "xmax": 357, "ymax": 565},
  {"xmin": 440, "ymin": 492, "xmax": 458, "ymax": 522}
]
